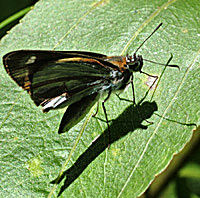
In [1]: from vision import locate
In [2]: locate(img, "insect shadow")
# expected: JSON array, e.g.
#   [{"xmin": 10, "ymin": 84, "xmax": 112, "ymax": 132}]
[{"xmin": 51, "ymin": 98, "xmax": 158, "ymax": 196}]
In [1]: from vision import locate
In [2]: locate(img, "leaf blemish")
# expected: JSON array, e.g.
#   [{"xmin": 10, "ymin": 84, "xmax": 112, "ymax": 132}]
[{"xmin": 26, "ymin": 157, "xmax": 44, "ymax": 177}]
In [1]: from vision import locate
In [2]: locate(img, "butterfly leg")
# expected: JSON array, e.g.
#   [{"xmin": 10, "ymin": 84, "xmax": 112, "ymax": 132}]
[
  {"xmin": 115, "ymin": 75, "xmax": 134, "ymax": 103},
  {"xmin": 139, "ymin": 72, "xmax": 158, "ymax": 104},
  {"xmin": 130, "ymin": 74, "xmax": 155, "ymax": 125},
  {"xmin": 140, "ymin": 53, "xmax": 174, "ymax": 103},
  {"xmin": 102, "ymin": 90, "xmax": 112, "ymax": 149},
  {"xmin": 130, "ymin": 75, "xmax": 136, "ymax": 105}
]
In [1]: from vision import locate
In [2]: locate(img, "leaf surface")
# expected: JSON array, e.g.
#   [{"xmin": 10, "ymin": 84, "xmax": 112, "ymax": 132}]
[{"xmin": 0, "ymin": 0, "xmax": 199, "ymax": 197}]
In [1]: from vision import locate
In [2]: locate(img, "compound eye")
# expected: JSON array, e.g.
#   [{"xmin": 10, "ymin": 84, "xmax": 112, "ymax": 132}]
[{"xmin": 126, "ymin": 55, "xmax": 143, "ymax": 72}]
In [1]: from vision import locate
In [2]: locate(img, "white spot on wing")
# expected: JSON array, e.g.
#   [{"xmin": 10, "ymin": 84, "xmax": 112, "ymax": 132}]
[
  {"xmin": 42, "ymin": 95, "xmax": 67, "ymax": 110},
  {"xmin": 25, "ymin": 56, "xmax": 37, "ymax": 64}
]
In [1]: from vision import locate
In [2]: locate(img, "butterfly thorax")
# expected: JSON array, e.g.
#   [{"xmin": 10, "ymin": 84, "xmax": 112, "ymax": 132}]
[{"xmin": 104, "ymin": 69, "xmax": 132, "ymax": 92}]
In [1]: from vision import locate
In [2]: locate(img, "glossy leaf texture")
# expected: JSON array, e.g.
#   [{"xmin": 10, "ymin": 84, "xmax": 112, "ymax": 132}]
[{"xmin": 0, "ymin": 0, "xmax": 199, "ymax": 197}]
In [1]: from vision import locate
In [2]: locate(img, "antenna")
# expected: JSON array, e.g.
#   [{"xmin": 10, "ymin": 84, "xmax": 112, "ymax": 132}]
[
  {"xmin": 134, "ymin": 23, "xmax": 163, "ymax": 54},
  {"xmin": 143, "ymin": 58, "xmax": 180, "ymax": 70}
]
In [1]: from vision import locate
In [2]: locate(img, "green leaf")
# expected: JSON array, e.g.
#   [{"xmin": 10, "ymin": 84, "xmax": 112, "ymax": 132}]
[{"xmin": 0, "ymin": 0, "xmax": 199, "ymax": 197}]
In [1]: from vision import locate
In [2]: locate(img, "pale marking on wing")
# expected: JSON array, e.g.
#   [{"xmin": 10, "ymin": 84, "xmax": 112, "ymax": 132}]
[
  {"xmin": 56, "ymin": 57, "xmax": 109, "ymax": 68},
  {"xmin": 42, "ymin": 95, "xmax": 67, "ymax": 111},
  {"xmin": 25, "ymin": 56, "xmax": 37, "ymax": 64}
]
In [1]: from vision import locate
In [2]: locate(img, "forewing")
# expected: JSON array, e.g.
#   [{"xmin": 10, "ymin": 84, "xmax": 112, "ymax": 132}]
[{"xmin": 3, "ymin": 50, "xmax": 116, "ymax": 109}]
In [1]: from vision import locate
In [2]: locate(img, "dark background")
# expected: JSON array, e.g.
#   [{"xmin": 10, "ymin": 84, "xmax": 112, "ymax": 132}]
[{"xmin": 0, "ymin": 0, "xmax": 37, "ymax": 38}]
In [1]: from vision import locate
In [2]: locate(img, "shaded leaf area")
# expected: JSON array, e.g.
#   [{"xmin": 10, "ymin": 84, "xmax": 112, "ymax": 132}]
[{"xmin": 0, "ymin": 0, "xmax": 199, "ymax": 197}]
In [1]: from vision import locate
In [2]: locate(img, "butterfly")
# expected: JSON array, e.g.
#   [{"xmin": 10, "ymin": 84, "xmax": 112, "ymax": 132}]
[{"xmin": 3, "ymin": 23, "xmax": 179, "ymax": 145}]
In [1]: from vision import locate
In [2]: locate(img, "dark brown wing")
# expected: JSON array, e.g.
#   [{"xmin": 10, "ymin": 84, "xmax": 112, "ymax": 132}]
[{"xmin": 3, "ymin": 50, "xmax": 119, "ymax": 111}]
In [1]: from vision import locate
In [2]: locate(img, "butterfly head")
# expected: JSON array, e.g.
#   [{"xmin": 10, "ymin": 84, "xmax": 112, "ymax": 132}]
[{"xmin": 126, "ymin": 53, "xmax": 143, "ymax": 73}]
